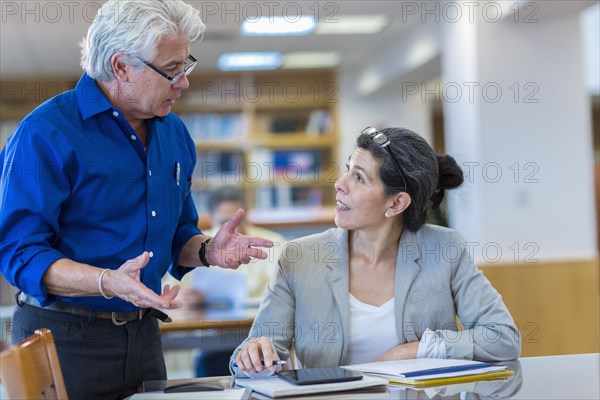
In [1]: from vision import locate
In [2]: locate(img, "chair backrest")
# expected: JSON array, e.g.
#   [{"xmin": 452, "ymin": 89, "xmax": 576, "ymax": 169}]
[{"xmin": 0, "ymin": 328, "xmax": 68, "ymax": 400}]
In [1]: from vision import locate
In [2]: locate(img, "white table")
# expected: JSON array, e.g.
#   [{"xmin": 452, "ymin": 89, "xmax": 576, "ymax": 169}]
[{"xmin": 141, "ymin": 353, "xmax": 600, "ymax": 399}]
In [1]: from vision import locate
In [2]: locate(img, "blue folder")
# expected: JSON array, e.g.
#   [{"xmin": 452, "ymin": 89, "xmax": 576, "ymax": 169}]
[{"xmin": 402, "ymin": 363, "xmax": 493, "ymax": 378}]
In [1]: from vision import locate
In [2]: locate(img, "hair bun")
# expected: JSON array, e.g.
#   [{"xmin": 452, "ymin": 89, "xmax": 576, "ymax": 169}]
[{"xmin": 437, "ymin": 154, "xmax": 464, "ymax": 190}]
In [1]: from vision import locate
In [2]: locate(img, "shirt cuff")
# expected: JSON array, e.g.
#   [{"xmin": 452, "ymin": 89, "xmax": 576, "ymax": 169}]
[{"xmin": 417, "ymin": 328, "xmax": 447, "ymax": 359}]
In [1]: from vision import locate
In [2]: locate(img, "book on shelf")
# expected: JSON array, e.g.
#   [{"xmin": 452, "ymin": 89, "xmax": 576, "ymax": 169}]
[
  {"xmin": 254, "ymin": 185, "xmax": 323, "ymax": 210},
  {"xmin": 343, "ymin": 358, "xmax": 513, "ymax": 388},
  {"xmin": 273, "ymin": 150, "xmax": 320, "ymax": 175},
  {"xmin": 306, "ymin": 109, "xmax": 332, "ymax": 135},
  {"xmin": 194, "ymin": 152, "xmax": 244, "ymax": 182},
  {"xmin": 180, "ymin": 113, "xmax": 248, "ymax": 142},
  {"xmin": 248, "ymin": 148, "xmax": 323, "ymax": 182},
  {"xmin": 270, "ymin": 114, "xmax": 305, "ymax": 133},
  {"xmin": 265, "ymin": 109, "xmax": 331, "ymax": 135}
]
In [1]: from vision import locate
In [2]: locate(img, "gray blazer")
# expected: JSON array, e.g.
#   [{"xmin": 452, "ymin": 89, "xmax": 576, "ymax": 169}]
[{"xmin": 232, "ymin": 225, "xmax": 520, "ymax": 372}]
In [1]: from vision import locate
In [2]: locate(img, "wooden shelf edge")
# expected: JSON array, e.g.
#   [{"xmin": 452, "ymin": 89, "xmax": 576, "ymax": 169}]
[
  {"xmin": 247, "ymin": 206, "xmax": 336, "ymax": 228},
  {"xmin": 252, "ymin": 133, "xmax": 337, "ymax": 148},
  {"xmin": 195, "ymin": 141, "xmax": 248, "ymax": 151}
]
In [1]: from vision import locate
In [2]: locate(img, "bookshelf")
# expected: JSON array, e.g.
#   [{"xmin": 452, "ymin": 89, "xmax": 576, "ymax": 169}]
[
  {"xmin": 0, "ymin": 71, "xmax": 340, "ymax": 228},
  {"xmin": 1, "ymin": 77, "xmax": 78, "ymax": 148},
  {"xmin": 175, "ymin": 70, "xmax": 340, "ymax": 224}
]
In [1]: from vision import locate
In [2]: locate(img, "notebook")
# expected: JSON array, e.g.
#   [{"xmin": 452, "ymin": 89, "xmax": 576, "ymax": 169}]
[
  {"xmin": 234, "ymin": 374, "xmax": 388, "ymax": 398},
  {"xmin": 191, "ymin": 267, "xmax": 247, "ymax": 307},
  {"xmin": 128, "ymin": 388, "xmax": 247, "ymax": 399},
  {"xmin": 343, "ymin": 359, "xmax": 512, "ymax": 387}
]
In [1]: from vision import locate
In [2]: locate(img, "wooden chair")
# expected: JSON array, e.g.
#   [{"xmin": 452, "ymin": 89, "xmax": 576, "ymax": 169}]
[{"xmin": 0, "ymin": 328, "xmax": 68, "ymax": 399}]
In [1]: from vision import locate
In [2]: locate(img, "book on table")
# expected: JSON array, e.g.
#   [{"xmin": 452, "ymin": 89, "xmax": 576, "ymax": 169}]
[
  {"xmin": 342, "ymin": 358, "xmax": 514, "ymax": 388},
  {"xmin": 234, "ymin": 374, "xmax": 388, "ymax": 398}
]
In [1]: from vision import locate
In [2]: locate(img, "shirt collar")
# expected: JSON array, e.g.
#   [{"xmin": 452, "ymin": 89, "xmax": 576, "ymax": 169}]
[
  {"xmin": 75, "ymin": 72, "xmax": 113, "ymax": 121},
  {"xmin": 75, "ymin": 72, "xmax": 167, "ymax": 123}
]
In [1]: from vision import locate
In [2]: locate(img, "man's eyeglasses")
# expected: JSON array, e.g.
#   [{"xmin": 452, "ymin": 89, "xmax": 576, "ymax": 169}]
[
  {"xmin": 362, "ymin": 127, "xmax": 408, "ymax": 192},
  {"xmin": 140, "ymin": 55, "xmax": 197, "ymax": 85}
]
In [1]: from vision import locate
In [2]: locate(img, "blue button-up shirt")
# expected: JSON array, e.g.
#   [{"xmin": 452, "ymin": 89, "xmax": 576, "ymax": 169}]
[{"xmin": 0, "ymin": 73, "xmax": 202, "ymax": 311}]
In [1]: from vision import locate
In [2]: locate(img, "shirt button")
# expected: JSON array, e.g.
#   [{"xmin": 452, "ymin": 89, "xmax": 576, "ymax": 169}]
[
  {"xmin": 130, "ymin": 135, "xmax": 136, "ymax": 141},
  {"xmin": 148, "ymin": 169, "xmax": 152, "ymax": 176},
  {"xmin": 112, "ymin": 111, "xmax": 119, "ymax": 117},
  {"xmin": 148, "ymin": 251, "xmax": 154, "ymax": 258},
  {"xmin": 151, "ymin": 210, "xmax": 157, "ymax": 217}
]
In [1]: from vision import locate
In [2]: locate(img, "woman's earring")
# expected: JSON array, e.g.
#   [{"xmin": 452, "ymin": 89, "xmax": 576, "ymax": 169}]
[{"xmin": 385, "ymin": 211, "xmax": 390, "ymax": 218}]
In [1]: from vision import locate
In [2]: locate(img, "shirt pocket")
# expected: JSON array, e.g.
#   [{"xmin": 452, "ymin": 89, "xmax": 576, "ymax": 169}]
[{"xmin": 169, "ymin": 176, "xmax": 190, "ymax": 233}]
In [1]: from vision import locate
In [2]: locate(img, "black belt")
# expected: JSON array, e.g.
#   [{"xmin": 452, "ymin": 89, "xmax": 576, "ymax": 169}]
[{"xmin": 16, "ymin": 292, "xmax": 171, "ymax": 326}]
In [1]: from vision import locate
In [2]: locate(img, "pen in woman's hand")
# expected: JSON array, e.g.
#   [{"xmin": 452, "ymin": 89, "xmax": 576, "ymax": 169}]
[{"xmin": 232, "ymin": 360, "xmax": 287, "ymax": 368}]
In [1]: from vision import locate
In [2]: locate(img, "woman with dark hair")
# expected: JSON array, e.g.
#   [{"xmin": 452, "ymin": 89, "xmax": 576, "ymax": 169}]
[{"xmin": 232, "ymin": 127, "xmax": 520, "ymax": 375}]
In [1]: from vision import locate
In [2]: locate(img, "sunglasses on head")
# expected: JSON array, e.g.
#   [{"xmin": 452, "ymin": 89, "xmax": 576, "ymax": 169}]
[{"xmin": 362, "ymin": 127, "xmax": 408, "ymax": 192}]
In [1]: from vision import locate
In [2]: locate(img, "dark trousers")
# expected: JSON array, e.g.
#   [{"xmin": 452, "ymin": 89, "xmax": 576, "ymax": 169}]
[
  {"xmin": 195, "ymin": 350, "xmax": 232, "ymax": 377},
  {"xmin": 12, "ymin": 303, "xmax": 166, "ymax": 400}
]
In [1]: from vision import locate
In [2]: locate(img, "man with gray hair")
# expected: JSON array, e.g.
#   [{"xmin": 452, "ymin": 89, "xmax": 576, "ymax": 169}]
[{"xmin": 0, "ymin": 1, "xmax": 272, "ymax": 398}]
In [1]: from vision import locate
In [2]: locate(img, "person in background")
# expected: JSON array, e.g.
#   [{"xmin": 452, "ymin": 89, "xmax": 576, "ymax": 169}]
[
  {"xmin": 0, "ymin": 1, "xmax": 272, "ymax": 398},
  {"xmin": 169, "ymin": 185, "xmax": 286, "ymax": 376},
  {"xmin": 232, "ymin": 127, "xmax": 521, "ymax": 375}
]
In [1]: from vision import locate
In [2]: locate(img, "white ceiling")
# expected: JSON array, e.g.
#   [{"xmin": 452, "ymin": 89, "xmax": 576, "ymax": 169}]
[
  {"xmin": 0, "ymin": 1, "xmax": 421, "ymax": 77},
  {"xmin": 0, "ymin": 0, "xmax": 596, "ymax": 92}
]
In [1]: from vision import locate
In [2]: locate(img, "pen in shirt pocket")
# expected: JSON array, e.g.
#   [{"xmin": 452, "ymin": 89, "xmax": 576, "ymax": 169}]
[
  {"xmin": 185, "ymin": 173, "xmax": 192, "ymax": 196},
  {"xmin": 174, "ymin": 159, "xmax": 180, "ymax": 186}
]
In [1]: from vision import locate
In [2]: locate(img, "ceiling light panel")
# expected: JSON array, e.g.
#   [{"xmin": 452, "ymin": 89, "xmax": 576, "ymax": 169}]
[
  {"xmin": 283, "ymin": 52, "xmax": 342, "ymax": 69},
  {"xmin": 241, "ymin": 16, "xmax": 316, "ymax": 36},
  {"xmin": 218, "ymin": 52, "xmax": 283, "ymax": 71},
  {"xmin": 314, "ymin": 15, "xmax": 390, "ymax": 35}
]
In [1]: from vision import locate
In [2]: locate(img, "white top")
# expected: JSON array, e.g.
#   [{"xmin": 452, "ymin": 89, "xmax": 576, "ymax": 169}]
[
  {"xmin": 345, "ymin": 293, "xmax": 399, "ymax": 365},
  {"xmin": 345, "ymin": 295, "xmax": 447, "ymax": 365}
]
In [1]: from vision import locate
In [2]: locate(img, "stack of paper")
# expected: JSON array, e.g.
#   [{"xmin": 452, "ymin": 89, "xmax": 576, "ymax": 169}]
[
  {"xmin": 128, "ymin": 388, "xmax": 247, "ymax": 399},
  {"xmin": 343, "ymin": 359, "xmax": 513, "ymax": 388},
  {"xmin": 234, "ymin": 375, "xmax": 388, "ymax": 398}
]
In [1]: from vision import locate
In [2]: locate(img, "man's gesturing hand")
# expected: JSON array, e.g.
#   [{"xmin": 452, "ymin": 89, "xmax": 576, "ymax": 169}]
[
  {"xmin": 207, "ymin": 209, "xmax": 274, "ymax": 269},
  {"xmin": 103, "ymin": 252, "xmax": 182, "ymax": 309}
]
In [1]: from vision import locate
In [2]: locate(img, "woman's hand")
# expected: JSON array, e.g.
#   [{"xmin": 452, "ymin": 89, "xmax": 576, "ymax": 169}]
[
  {"xmin": 374, "ymin": 341, "xmax": 419, "ymax": 362},
  {"xmin": 235, "ymin": 336, "xmax": 281, "ymax": 372}
]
